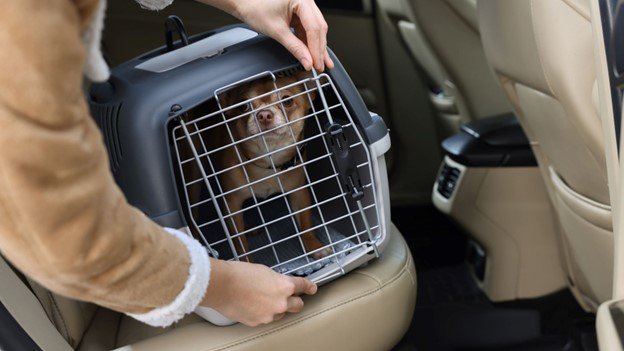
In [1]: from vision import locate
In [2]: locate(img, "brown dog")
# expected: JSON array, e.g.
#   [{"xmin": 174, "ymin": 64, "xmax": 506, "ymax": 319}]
[{"xmin": 218, "ymin": 74, "xmax": 331, "ymax": 262}]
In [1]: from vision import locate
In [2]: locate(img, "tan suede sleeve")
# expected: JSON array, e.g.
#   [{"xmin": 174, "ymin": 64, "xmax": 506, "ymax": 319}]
[{"xmin": 0, "ymin": 0, "xmax": 191, "ymax": 314}]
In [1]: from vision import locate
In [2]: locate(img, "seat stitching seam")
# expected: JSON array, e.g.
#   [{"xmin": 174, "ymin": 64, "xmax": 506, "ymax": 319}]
[
  {"xmin": 48, "ymin": 291, "xmax": 71, "ymax": 345},
  {"xmin": 555, "ymin": 188, "xmax": 613, "ymax": 233},
  {"xmin": 529, "ymin": 0, "xmax": 557, "ymax": 98},
  {"xmin": 561, "ymin": 0, "xmax": 591, "ymax": 21},
  {"xmin": 442, "ymin": 0, "xmax": 479, "ymax": 34},
  {"xmin": 549, "ymin": 167, "xmax": 611, "ymax": 210},
  {"xmin": 114, "ymin": 310, "xmax": 123, "ymax": 347},
  {"xmin": 352, "ymin": 270, "xmax": 383, "ymax": 285}
]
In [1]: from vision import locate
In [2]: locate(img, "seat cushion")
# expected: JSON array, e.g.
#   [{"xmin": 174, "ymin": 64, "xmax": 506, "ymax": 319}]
[{"xmin": 80, "ymin": 223, "xmax": 416, "ymax": 351}]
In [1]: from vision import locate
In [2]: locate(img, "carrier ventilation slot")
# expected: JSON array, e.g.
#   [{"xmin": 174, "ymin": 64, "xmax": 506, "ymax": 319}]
[
  {"xmin": 91, "ymin": 103, "xmax": 124, "ymax": 172},
  {"xmin": 170, "ymin": 71, "xmax": 381, "ymax": 280}
]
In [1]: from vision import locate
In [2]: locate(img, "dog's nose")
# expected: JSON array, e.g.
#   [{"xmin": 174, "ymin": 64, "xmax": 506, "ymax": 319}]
[{"xmin": 256, "ymin": 109, "xmax": 274, "ymax": 125}]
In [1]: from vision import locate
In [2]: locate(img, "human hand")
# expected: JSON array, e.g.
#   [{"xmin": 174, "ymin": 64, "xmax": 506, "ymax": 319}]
[
  {"xmin": 199, "ymin": 0, "xmax": 334, "ymax": 71},
  {"xmin": 200, "ymin": 258, "xmax": 318, "ymax": 327}
]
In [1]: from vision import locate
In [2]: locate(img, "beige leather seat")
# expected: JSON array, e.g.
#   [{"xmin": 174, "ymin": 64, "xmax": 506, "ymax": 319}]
[
  {"xmin": 1, "ymin": 224, "xmax": 416, "ymax": 351},
  {"xmin": 393, "ymin": 0, "xmax": 511, "ymax": 134},
  {"xmin": 478, "ymin": 0, "xmax": 613, "ymax": 309}
]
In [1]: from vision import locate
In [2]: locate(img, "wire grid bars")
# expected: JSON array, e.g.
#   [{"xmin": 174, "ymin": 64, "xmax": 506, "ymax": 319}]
[{"xmin": 171, "ymin": 70, "xmax": 381, "ymax": 280}]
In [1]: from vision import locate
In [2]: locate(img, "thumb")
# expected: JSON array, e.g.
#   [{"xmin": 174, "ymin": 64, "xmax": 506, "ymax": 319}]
[
  {"xmin": 289, "ymin": 276, "xmax": 318, "ymax": 295},
  {"xmin": 274, "ymin": 29, "xmax": 313, "ymax": 70}
]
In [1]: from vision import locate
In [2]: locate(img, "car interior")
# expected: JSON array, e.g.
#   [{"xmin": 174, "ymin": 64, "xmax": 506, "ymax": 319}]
[{"xmin": 4, "ymin": 0, "xmax": 624, "ymax": 350}]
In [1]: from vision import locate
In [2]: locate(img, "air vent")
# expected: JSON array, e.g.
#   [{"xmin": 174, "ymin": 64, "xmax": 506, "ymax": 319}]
[
  {"xmin": 436, "ymin": 163, "xmax": 461, "ymax": 199},
  {"xmin": 90, "ymin": 103, "xmax": 123, "ymax": 172}
]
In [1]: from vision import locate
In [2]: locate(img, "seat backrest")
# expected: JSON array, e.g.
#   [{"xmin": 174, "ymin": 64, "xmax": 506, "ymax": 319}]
[
  {"xmin": 27, "ymin": 279, "xmax": 97, "ymax": 348},
  {"xmin": 399, "ymin": 0, "xmax": 511, "ymax": 134},
  {"xmin": 478, "ymin": 0, "xmax": 613, "ymax": 308},
  {"xmin": 1, "ymin": 255, "xmax": 97, "ymax": 349},
  {"xmin": 0, "ymin": 255, "xmax": 77, "ymax": 350}
]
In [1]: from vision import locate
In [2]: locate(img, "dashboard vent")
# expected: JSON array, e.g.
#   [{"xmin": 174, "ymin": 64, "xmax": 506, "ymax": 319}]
[{"xmin": 436, "ymin": 163, "xmax": 461, "ymax": 199}]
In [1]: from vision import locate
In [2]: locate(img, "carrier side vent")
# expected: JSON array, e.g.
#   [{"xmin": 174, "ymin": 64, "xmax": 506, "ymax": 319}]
[{"xmin": 91, "ymin": 103, "xmax": 124, "ymax": 172}]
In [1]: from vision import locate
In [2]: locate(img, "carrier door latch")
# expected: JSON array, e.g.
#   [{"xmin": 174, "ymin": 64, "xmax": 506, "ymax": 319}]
[{"xmin": 325, "ymin": 123, "xmax": 364, "ymax": 201}]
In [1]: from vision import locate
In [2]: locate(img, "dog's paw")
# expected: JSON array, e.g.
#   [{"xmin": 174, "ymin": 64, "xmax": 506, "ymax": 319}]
[{"xmin": 312, "ymin": 247, "xmax": 333, "ymax": 260}]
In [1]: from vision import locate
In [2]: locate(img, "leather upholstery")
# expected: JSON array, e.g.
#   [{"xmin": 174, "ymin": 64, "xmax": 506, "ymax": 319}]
[
  {"xmin": 478, "ymin": 0, "xmax": 613, "ymax": 308},
  {"xmin": 28, "ymin": 280, "xmax": 97, "ymax": 348},
  {"xmin": 99, "ymin": 225, "xmax": 415, "ymax": 351},
  {"xmin": 1, "ymin": 224, "xmax": 416, "ymax": 350}
]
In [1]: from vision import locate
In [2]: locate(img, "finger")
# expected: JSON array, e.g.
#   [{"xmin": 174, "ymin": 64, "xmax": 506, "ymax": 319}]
[
  {"xmin": 294, "ymin": 2, "xmax": 326, "ymax": 71},
  {"xmin": 305, "ymin": 26, "xmax": 323, "ymax": 72},
  {"xmin": 289, "ymin": 276, "xmax": 317, "ymax": 295},
  {"xmin": 313, "ymin": 5, "xmax": 328, "ymax": 71},
  {"xmin": 295, "ymin": 24, "xmax": 327, "ymax": 71},
  {"xmin": 317, "ymin": 30, "xmax": 326, "ymax": 72},
  {"xmin": 286, "ymin": 296, "xmax": 305, "ymax": 313},
  {"xmin": 312, "ymin": 19, "xmax": 327, "ymax": 72},
  {"xmin": 324, "ymin": 50, "xmax": 335, "ymax": 70},
  {"xmin": 274, "ymin": 312, "xmax": 286, "ymax": 321},
  {"xmin": 275, "ymin": 28, "xmax": 313, "ymax": 70}
]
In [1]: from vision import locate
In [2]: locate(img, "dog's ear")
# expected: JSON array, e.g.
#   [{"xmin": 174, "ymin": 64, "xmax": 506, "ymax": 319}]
[{"xmin": 219, "ymin": 87, "xmax": 242, "ymax": 117}]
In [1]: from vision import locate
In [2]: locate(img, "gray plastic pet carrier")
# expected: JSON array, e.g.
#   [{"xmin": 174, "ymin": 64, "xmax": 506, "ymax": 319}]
[{"xmin": 88, "ymin": 19, "xmax": 391, "ymax": 298}]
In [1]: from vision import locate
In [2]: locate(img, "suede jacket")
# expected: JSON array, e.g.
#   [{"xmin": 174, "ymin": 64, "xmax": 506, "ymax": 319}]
[{"xmin": 0, "ymin": 0, "xmax": 210, "ymax": 327}]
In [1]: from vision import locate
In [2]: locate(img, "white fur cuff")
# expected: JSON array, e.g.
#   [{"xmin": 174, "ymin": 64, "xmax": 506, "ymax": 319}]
[
  {"xmin": 135, "ymin": 0, "xmax": 175, "ymax": 11},
  {"xmin": 83, "ymin": 0, "xmax": 110, "ymax": 82},
  {"xmin": 127, "ymin": 227, "xmax": 211, "ymax": 327}
]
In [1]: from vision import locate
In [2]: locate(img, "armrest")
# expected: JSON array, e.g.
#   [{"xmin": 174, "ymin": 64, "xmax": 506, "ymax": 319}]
[{"xmin": 441, "ymin": 113, "xmax": 537, "ymax": 167}]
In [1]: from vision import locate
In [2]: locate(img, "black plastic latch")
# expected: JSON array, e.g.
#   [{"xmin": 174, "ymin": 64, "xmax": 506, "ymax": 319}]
[{"xmin": 325, "ymin": 122, "xmax": 364, "ymax": 201}]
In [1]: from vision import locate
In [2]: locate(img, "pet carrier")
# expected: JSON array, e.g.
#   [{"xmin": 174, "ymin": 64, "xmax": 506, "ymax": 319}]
[{"xmin": 88, "ymin": 18, "xmax": 391, "ymax": 325}]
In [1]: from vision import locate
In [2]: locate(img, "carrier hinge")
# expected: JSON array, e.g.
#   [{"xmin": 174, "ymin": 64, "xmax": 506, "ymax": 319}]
[
  {"xmin": 325, "ymin": 122, "xmax": 364, "ymax": 201},
  {"xmin": 171, "ymin": 103, "xmax": 222, "ymax": 259},
  {"xmin": 169, "ymin": 104, "xmax": 184, "ymax": 118}
]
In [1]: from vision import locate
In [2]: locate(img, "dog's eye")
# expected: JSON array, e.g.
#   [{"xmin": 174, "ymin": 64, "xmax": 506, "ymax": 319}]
[
  {"xmin": 282, "ymin": 95, "xmax": 294, "ymax": 107},
  {"xmin": 240, "ymin": 102, "xmax": 252, "ymax": 113}
]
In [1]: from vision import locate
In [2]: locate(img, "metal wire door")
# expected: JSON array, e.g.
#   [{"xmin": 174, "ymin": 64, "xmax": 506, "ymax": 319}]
[{"xmin": 171, "ymin": 70, "xmax": 381, "ymax": 278}]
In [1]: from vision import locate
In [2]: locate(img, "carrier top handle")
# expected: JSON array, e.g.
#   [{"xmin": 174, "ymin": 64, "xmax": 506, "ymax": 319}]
[{"xmin": 165, "ymin": 15, "xmax": 190, "ymax": 52}]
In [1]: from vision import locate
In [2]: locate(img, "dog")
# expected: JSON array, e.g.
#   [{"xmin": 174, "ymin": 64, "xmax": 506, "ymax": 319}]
[{"xmin": 217, "ymin": 73, "xmax": 332, "ymax": 262}]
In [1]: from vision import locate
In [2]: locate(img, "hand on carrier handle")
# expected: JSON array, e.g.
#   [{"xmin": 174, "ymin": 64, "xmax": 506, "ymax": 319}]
[
  {"xmin": 196, "ymin": 0, "xmax": 335, "ymax": 72},
  {"xmin": 200, "ymin": 258, "xmax": 318, "ymax": 327}
]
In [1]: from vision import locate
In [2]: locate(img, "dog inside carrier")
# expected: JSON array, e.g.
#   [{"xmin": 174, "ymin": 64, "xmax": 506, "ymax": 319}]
[{"xmin": 88, "ymin": 17, "xmax": 391, "ymax": 325}]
